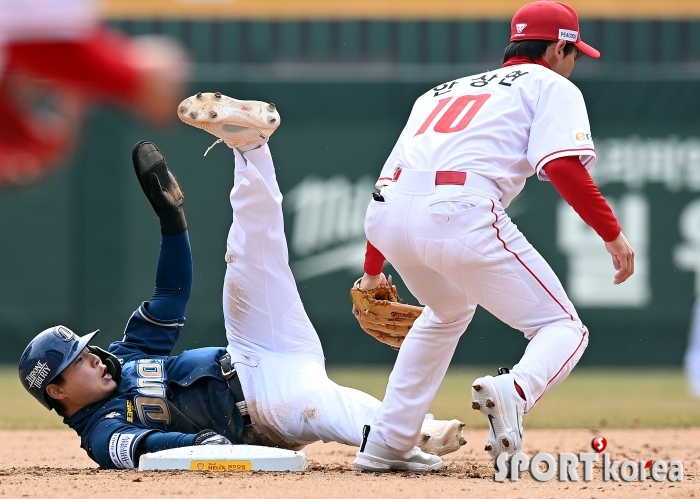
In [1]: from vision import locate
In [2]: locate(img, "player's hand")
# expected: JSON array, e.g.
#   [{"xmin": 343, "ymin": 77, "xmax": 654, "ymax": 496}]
[
  {"xmin": 353, "ymin": 273, "xmax": 388, "ymax": 316},
  {"xmin": 359, "ymin": 272, "xmax": 387, "ymax": 290},
  {"xmin": 193, "ymin": 430, "xmax": 231, "ymax": 446},
  {"xmin": 604, "ymin": 232, "xmax": 634, "ymax": 285}
]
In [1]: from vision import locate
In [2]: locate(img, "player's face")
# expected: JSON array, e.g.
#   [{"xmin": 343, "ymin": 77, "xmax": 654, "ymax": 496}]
[
  {"xmin": 52, "ymin": 348, "xmax": 117, "ymax": 410},
  {"xmin": 559, "ymin": 46, "xmax": 579, "ymax": 78},
  {"xmin": 546, "ymin": 41, "xmax": 579, "ymax": 79}
]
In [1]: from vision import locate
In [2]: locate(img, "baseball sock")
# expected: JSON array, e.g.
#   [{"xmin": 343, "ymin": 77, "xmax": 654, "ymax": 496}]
[{"xmin": 147, "ymin": 230, "xmax": 193, "ymax": 321}]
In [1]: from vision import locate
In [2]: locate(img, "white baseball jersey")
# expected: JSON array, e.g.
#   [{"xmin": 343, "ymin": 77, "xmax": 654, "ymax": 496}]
[
  {"xmin": 0, "ymin": 0, "xmax": 98, "ymax": 44},
  {"xmin": 0, "ymin": 0, "xmax": 98, "ymax": 76},
  {"xmin": 377, "ymin": 64, "xmax": 596, "ymax": 208}
]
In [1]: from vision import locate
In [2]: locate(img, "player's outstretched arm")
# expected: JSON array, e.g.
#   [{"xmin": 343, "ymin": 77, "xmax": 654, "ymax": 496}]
[
  {"xmin": 543, "ymin": 156, "xmax": 635, "ymax": 284},
  {"xmin": 604, "ymin": 232, "xmax": 635, "ymax": 285}
]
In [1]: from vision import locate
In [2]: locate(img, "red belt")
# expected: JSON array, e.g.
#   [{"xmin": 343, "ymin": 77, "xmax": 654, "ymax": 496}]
[{"xmin": 392, "ymin": 168, "xmax": 467, "ymax": 185}]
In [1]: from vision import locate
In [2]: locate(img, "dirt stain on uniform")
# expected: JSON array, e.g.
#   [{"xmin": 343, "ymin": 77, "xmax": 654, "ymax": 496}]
[
  {"xmin": 302, "ymin": 407, "xmax": 319, "ymax": 423},
  {"xmin": 225, "ymin": 253, "xmax": 236, "ymax": 264},
  {"xmin": 226, "ymin": 279, "xmax": 249, "ymax": 320}
]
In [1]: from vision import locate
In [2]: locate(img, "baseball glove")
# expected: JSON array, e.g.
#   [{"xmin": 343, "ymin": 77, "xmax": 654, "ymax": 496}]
[{"xmin": 350, "ymin": 276, "xmax": 423, "ymax": 349}]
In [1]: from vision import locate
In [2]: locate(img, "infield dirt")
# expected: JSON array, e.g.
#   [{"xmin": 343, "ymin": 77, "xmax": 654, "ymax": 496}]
[{"xmin": 1, "ymin": 428, "xmax": 698, "ymax": 498}]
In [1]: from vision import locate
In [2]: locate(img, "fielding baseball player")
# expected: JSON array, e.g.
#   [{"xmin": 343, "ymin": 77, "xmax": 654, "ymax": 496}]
[
  {"xmin": 684, "ymin": 297, "xmax": 700, "ymax": 397},
  {"xmin": 0, "ymin": 0, "xmax": 188, "ymax": 184},
  {"xmin": 353, "ymin": 0, "xmax": 635, "ymax": 472},
  {"xmin": 18, "ymin": 94, "xmax": 465, "ymax": 470}
]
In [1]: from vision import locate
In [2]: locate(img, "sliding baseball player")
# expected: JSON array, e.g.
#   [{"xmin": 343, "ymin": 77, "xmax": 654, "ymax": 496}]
[{"xmin": 18, "ymin": 93, "xmax": 465, "ymax": 469}]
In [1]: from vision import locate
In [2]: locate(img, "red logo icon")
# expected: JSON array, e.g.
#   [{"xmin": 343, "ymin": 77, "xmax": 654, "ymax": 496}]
[{"xmin": 591, "ymin": 436, "xmax": 607, "ymax": 453}]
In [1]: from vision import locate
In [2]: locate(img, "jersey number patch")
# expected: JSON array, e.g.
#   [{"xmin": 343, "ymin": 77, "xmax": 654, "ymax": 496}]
[{"xmin": 415, "ymin": 94, "xmax": 491, "ymax": 136}]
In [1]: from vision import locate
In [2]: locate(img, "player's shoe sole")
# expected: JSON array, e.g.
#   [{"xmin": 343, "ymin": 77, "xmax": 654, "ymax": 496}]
[
  {"xmin": 471, "ymin": 372, "xmax": 524, "ymax": 464},
  {"xmin": 178, "ymin": 92, "xmax": 280, "ymax": 152},
  {"xmin": 131, "ymin": 141, "xmax": 184, "ymax": 211},
  {"xmin": 354, "ymin": 442, "xmax": 444, "ymax": 473},
  {"xmin": 418, "ymin": 418, "xmax": 467, "ymax": 457}
]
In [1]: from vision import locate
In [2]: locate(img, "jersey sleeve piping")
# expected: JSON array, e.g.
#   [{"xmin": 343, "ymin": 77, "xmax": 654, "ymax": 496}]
[
  {"xmin": 535, "ymin": 147, "xmax": 596, "ymax": 179},
  {"xmin": 137, "ymin": 304, "xmax": 185, "ymax": 328}
]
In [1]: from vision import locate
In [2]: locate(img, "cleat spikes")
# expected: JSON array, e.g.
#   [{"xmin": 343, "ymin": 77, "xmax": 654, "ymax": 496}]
[
  {"xmin": 268, "ymin": 103, "xmax": 276, "ymax": 111},
  {"xmin": 472, "ymin": 402, "xmax": 481, "ymax": 410},
  {"xmin": 178, "ymin": 92, "xmax": 281, "ymax": 152},
  {"xmin": 473, "ymin": 384, "xmax": 482, "ymax": 392},
  {"xmin": 502, "ymin": 438, "xmax": 510, "ymax": 448},
  {"xmin": 459, "ymin": 437, "xmax": 467, "ymax": 446},
  {"xmin": 485, "ymin": 445, "xmax": 492, "ymax": 451},
  {"xmin": 486, "ymin": 399, "xmax": 495, "ymax": 408}
]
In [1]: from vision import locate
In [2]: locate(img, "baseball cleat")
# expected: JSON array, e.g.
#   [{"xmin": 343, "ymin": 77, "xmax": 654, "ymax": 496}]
[
  {"xmin": 471, "ymin": 370, "xmax": 524, "ymax": 465},
  {"xmin": 353, "ymin": 425, "xmax": 443, "ymax": 473},
  {"xmin": 418, "ymin": 418, "xmax": 467, "ymax": 456},
  {"xmin": 132, "ymin": 141, "xmax": 187, "ymax": 235},
  {"xmin": 178, "ymin": 92, "xmax": 281, "ymax": 154}
]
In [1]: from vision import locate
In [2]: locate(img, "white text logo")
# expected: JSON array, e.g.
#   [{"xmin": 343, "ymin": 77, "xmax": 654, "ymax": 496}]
[
  {"xmin": 559, "ymin": 29, "xmax": 578, "ymax": 41},
  {"xmin": 494, "ymin": 452, "xmax": 683, "ymax": 483},
  {"xmin": 25, "ymin": 361, "xmax": 51, "ymax": 389},
  {"xmin": 285, "ymin": 176, "xmax": 374, "ymax": 281}
]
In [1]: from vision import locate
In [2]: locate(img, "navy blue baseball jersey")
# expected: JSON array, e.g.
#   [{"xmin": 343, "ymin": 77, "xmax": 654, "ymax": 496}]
[{"xmin": 64, "ymin": 302, "xmax": 245, "ymax": 469}]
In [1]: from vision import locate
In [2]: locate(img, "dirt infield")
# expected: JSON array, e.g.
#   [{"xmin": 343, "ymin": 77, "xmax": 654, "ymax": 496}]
[{"xmin": 1, "ymin": 429, "xmax": 698, "ymax": 498}]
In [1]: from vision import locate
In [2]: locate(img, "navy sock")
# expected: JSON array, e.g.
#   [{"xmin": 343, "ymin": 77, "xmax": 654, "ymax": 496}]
[{"xmin": 146, "ymin": 230, "xmax": 193, "ymax": 321}]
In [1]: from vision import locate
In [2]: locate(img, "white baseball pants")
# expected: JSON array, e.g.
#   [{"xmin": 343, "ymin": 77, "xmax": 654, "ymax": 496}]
[
  {"xmin": 222, "ymin": 145, "xmax": 380, "ymax": 449},
  {"xmin": 684, "ymin": 297, "xmax": 700, "ymax": 397},
  {"xmin": 365, "ymin": 169, "xmax": 589, "ymax": 452}
]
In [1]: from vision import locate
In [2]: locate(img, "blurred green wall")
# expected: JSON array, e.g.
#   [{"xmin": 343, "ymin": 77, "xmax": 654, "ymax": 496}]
[{"xmin": 2, "ymin": 77, "xmax": 700, "ymax": 366}]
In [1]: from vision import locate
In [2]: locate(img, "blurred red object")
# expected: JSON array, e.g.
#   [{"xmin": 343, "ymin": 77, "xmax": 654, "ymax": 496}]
[{"xmin": 0, "ymin": 5, "xmax": 189, "ymax": 185}]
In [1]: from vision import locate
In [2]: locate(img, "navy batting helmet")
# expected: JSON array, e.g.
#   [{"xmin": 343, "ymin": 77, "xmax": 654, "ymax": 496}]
[{"xmin": 18, "ymin": 326, "xmax": 99, "ymax": 410}]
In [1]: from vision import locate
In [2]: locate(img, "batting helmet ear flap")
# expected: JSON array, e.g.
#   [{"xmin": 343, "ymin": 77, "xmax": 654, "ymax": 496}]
[{"xmin": 86, "ymin": 345, "xmax": 122, "ymax": 385}]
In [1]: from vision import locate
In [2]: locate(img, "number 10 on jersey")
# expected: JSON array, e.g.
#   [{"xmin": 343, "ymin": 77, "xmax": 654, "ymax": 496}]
[{"xmin": 415, "ymin": 94, "xmax": 491, "ymax": 136}]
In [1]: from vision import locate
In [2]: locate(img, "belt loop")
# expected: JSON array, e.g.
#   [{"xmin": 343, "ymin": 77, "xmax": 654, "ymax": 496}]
[{"xmin": 219, "ymin": 353, "xmax": 236, "ymax": 380}]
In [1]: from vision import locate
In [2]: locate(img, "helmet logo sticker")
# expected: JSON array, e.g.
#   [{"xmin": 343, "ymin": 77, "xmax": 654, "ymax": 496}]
[
  {"xmin": 516, "ymin": 23, "xmax": 527, "ymax": 33},
  {"xmin": 54, "ymin": 326, "xmax": 75, "ymax": 342},
  {"xmin": 25, "ymin": 361, "xmax": 51, "ymax": 390}
]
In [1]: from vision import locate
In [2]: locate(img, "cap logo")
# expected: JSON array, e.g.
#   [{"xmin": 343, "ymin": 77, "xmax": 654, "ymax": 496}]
[
  {"xmin": 25, "ymin": 361, "xmax": 51, "ymax": 390},
  {"xmin": 559, "ymin": 29, "xmax": 578, "ymax": 42},
  {"xmin": 54, "ymin": 326, "xmax": 74, "ymax": 342},
  {"xmin": 516, "ymin": 23, "xmax": 527, "ymax": 34}
]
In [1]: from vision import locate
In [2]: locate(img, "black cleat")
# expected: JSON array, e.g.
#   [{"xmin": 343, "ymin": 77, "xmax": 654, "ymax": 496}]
[{"xmin": 132, "ymin": 141, "xmax": 187, "ymax": 235}]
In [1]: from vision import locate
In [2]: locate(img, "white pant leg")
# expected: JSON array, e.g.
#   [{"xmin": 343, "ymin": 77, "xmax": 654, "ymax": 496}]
[
  {"xmin": 369, "ymin": 264, "xmax": 474, "ymax": 451},
  {"xmin": 685, "ymin": 297, "xmax": 700, "ymax": 396},
  {"xmin": 236, "ymin": 356, "xmax": 380, "ymax": 448},
  {"xmin": 365, "ymin": 179, "xmax": 587, "ymax": 450},
  {"xmin": 223, "ymin": 146, "xmax": 381, "ymax": 448},
  {"xmin": 480, "ymin": 201, "xmax": 588, "ymax": 411},
  {"xmin": 223, "ymin": 145, "xmax": 323, "ymax": 361}
]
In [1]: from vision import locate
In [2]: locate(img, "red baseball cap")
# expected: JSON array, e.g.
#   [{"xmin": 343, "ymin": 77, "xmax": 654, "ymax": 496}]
[{"xmin": 510, "ymin": 1, "xmax": 600, "ymax": 58}]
